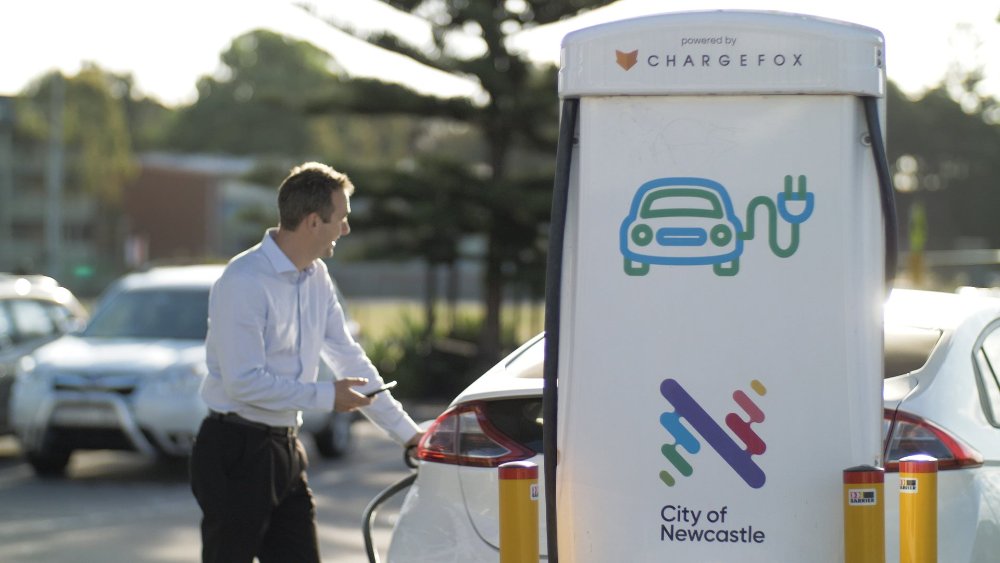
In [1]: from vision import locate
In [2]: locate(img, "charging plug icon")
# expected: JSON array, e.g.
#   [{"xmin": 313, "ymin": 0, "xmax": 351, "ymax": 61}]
[
  {"xmin": 777, "ymin": 174, "xmax": 815, "ymax": 225},
  {"xmin": 621, "ymin": 174, "xmax": 815, "ymax": 277}
]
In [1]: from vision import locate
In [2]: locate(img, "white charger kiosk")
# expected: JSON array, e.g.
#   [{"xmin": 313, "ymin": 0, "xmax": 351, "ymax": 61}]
[{"xmin": 542, "ymin": 11, "xmax": 896, "ymax": 562}]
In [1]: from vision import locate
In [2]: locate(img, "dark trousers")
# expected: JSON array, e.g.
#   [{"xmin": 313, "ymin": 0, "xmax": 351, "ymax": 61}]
[{"xmin": 190, "ymin": 416, "xmax": 319, "ymax": 563}]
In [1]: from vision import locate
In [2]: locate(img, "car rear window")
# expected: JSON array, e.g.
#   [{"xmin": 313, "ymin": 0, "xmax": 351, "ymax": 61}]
[
  {"xmin": 483, "ymin": 398, "xmax": 543, "ymax": 454},
  {"xmin": 884, "ymin": 325, "xmax": 941, "ymax": 379}
]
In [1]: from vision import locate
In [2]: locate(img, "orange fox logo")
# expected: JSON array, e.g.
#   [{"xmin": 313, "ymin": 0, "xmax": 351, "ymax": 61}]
[{"xmin": 616, "ymin": 49, "xmax": 638, "ymax": 71}]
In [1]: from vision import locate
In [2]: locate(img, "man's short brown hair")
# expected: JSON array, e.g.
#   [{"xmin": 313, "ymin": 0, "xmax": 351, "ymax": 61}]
[{"xmin": 277, "ymin": 162, "xmax": 355, "ymax": 230}]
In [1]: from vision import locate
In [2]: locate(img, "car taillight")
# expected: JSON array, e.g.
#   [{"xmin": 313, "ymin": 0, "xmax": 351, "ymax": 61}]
[
  {"xmin": 416, "ymin": 401, "xmax": 536, "ymax": 467},
  {"xmin": 883, "ymin": 409, "xmax": 983, "ymax": 472}
]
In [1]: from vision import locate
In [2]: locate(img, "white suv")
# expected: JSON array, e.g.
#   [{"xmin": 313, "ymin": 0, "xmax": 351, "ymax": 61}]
[{"xmin": 10, "ymin": 265, "xmax": 357, "ymax": 476}]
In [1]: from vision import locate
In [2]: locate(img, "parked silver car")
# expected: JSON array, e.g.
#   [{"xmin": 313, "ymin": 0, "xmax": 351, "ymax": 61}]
[
  {"xmin": 0, "ymin": 274, "xmax": 88, "ymax": 435},
  {"xmin": 10, "ymin": 265, "xmax": 357, "ymax": 476}
]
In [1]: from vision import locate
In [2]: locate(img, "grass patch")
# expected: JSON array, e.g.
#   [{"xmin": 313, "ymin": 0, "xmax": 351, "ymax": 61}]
[
  {"xmin": 347, "ymin": 299, "xmax": 544, "ymax": 344},
  {"xmin": 346, "ymin": 298, "xmax": 545, "ymax": 400}
]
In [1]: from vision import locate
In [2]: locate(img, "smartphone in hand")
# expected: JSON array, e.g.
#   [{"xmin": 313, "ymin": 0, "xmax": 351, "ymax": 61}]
[{"xmin": 364, "ymin": 380, "xmax": 398, "ymax": 397}]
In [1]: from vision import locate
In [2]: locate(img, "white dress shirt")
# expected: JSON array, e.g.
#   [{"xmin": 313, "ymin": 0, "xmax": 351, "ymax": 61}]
[{"xmin": 201, "ymin": 229, "xmax": 420, "ymax": 443}]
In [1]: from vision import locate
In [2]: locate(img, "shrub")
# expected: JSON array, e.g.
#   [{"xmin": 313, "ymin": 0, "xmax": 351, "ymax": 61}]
[{"xmin": 366, "ymin": 311, "xmax": 525, "ymax": 400}]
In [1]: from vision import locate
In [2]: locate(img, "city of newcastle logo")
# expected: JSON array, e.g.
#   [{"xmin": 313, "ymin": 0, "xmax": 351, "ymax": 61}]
[
  {"xmin": 659, "ymin": 378, "xmax": 767, "ymax": 488},
  {"xmin": 616, "ymin": 49, "xmax": 638, "ymax": 70}
]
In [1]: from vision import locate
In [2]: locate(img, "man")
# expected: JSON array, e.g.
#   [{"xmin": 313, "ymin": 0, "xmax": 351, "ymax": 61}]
[{"xmin": 190, "ymin": 162, "xmax": 422, "ymax": 563}]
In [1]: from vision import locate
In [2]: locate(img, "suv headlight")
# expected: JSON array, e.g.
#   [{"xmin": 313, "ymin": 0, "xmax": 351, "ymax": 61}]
[
  {"xmin": 15, "ymin": 355, "xmax": 37, "ymax": 378},
  {"xmin": 13, "ymin": 356, "xmax": 52, "ymax": 388},
  {"xmin": 11, "ymin": 356, "xmax": 52, "ymax": 401}
]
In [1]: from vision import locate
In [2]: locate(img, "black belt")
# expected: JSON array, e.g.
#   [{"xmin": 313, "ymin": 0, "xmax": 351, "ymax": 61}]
[{"xmin": 208, "ymin": 411, "xmax": 297, "ymax": 437}]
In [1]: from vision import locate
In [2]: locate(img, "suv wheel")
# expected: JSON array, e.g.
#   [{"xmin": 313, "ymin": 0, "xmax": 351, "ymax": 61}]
[
  {"xmin": 312, "ymin": 412, "xmax": 353, "ymax": 459},
  {"xmin": 26, "ymin": 447, "xmax": 72, "ymax": 477}
]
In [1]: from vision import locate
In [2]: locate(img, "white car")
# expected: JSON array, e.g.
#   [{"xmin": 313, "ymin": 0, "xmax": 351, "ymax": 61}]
[
  {"xmin": 881, "ymin": 288, "xmax": 1000, "ymax": 561},
  {"xmin": 10, "ymin": 265, "xmax": 358, "ymax": 477},
  {"xmin": 388, "ymin": 289, "xmax": 1000, "ymax": 562},
  {"xmin": 0, "ymin": 274, "xmax": 88, "ymax": 435}
]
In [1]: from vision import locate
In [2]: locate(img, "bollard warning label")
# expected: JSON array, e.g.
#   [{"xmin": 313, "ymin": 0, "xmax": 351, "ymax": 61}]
[
  {"xmin": 899, "ymin": 478, "xmax": 919, "ymax": 494},
  {"xmin": 848, "ymin": 489, "xmax": 877, "ymax": 506}
]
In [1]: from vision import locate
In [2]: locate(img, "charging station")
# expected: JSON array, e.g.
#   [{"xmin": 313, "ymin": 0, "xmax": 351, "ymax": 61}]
[{"xmin": 542, "ymin": 11, "xmax": 896, "ymax": 562}]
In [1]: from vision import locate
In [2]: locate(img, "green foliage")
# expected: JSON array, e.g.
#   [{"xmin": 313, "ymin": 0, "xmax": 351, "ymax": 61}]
[
  {"xmin": 307, "ymin": 0, "xmax": 613, "ymax": 362},
  {"xmin": 366, "ymin": 313, "xmax": 475, "ymax": 400},
  {"xmin": 165, "ymin": 29, "xmax": 425, "ymax": 166},
  {"xmin": 17, "ymin": 66, "xmax": 136, "ymax": 204},
  {"xmin": 11, "ymin": 6, "xmax": 1000, "ymax": 338},
  {"xmin": 126, "ymin": 96, "xmax": 175, "ymax": 151},
  {"xmin": 11, "ymin": 66, "xmax": 139, "ymax": 291},
  {"xmin": 96, "ymin": 71, "xmax": 175, "ymax": 151},
  {"xmin": 366, "ymin": 308, "xmax": 526, "ymax": 400},
  {"xmin": 167, "ymin": 29, "xmax": 343, "ymax": 156},
  {"xmin": 887, "ymin": 82, "xmax": 1000, "ymax": 251}
]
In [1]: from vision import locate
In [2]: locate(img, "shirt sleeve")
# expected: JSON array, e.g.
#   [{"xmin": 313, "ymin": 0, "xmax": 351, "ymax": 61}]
[
  {"xmin": 210, "ymin": 270, "xmax": 333, "ymax": 412},
  {"xmin": 321, "ymin": 277, "xmax": 421, "ymax": 444}
]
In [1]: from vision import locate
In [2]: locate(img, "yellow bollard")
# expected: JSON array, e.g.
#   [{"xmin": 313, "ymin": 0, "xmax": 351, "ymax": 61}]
[
  {"xmin": 498, "ymin": 461, "xmax": 539, "ymax": 563},
  {"xmin": 899, "ymin": 455, "xmax": 937, "ymax": 563},
  {"xmin": 843, "ymin": 465, "xmax": 885, "ymax": 563}
]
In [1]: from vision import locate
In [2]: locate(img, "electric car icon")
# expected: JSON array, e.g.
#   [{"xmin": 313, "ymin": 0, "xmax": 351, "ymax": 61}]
[{"xmin": 620, "ymin": 177, "xmax": 744, "ymax": 276}]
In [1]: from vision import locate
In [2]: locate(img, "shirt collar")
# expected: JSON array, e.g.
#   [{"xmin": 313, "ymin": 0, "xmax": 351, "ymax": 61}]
[{"xmin": 260, "ymin": 228, "xmax": 318, "ymax": 278}]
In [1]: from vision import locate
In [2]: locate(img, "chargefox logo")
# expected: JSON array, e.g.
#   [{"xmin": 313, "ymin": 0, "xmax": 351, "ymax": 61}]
[
  {"xmin": 616, "ymin": 49, "xmax": 638, "ymax": 70},
  {"xmin": 659, "ymin": 378, "xmax": 767, "ymax": 488}
]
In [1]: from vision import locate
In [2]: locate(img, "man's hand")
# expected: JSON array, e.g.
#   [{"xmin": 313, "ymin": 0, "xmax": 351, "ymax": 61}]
[
  {"xmin": 333, "ymin": 378, "xmax": 373, "ymax": 412},
  {"xmin": 404, "ymin": 432, "xmax": 425, "ymax": 466},
  {"xmin": 405, "ymin": 432, "xmax": 424, "ymax": 448}
]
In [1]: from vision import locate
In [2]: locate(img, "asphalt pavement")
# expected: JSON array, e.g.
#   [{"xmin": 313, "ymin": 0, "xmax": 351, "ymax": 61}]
[{"xmin": 0, "ymin": 401, "xmax": 448, "ymax": 563}]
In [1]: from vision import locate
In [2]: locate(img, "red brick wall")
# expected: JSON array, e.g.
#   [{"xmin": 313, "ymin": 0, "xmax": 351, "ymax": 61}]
[{"xmin": 123, "ymin": 166, "xmax": 216, "ymax": 262}]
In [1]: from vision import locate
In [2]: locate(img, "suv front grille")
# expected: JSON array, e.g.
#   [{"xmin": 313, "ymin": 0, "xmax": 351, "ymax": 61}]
[{"xmin": 52, "ymin": 374, "xmax": 139, "ymax": 396}]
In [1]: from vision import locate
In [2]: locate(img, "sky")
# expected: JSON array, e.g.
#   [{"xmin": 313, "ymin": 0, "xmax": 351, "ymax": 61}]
[{"xmin": 0, "ymin": 0, "xmax": 997, "ymax": 107}]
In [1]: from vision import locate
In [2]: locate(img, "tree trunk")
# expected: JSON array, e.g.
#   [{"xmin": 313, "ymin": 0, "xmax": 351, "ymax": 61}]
[
  {"xmin": 447, "ymin": 260, "xmax": 459, "ymax": 330},
  {"xmin": 479, "ymin": 128, "xmax": 511, "ymax": 364},
  {"xmin": 479, "ymin": 236, "xmax": 504, "ymax": 364},
  {"xmin": 423, "ymin": 262, "xmax": 437, "ymax": 339}
]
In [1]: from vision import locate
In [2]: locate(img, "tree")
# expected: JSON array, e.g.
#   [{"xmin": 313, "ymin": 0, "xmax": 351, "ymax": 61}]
[
  {"xmin": 166, "ymin": 28, "xmax": 423, "ymax": 171},
  {"xmin": 883, "ymin": 12, "xmax": 1000, "ymax": 286},
  {"xmin": 16, "ymin": 66, "xmax": 137, "ymax": 286},
  {"xmin": 886, "ymin": 80, "xmax": 1000, "ymax": 285},
  {"xmin": 167, "ymin": 29, "xmax": 344, "ymax": 156},
  {"xmin": 349, "ymin": 155, "xmax": 486, "ymax": 336},
  {"xmin": 18, "ymin": 66, "xmax": 136, "ymax": 204},
  {"xmin": 307, "ymin": 0, "xmax": 613, "ymax": 363}
]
